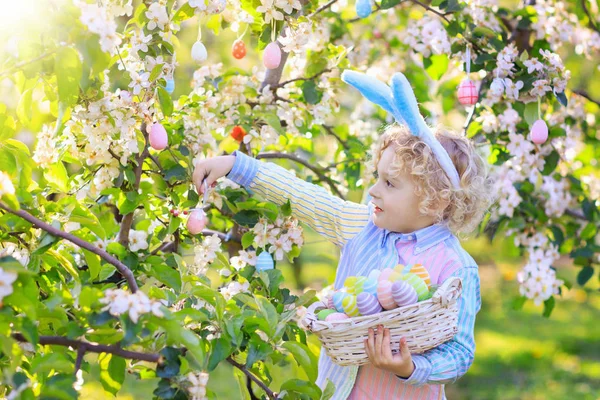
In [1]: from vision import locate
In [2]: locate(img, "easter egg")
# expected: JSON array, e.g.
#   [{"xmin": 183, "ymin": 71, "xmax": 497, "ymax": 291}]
[
  {"xmin": 376, "ymin": 280, "xmax": 396, "ymax": 310},
  {"xmin": 388, "ymin": 271, "xmax": 402, "ymax": 282},
  {"xmin": 326, "ymin": 294, "xmax": 335, "ymax": 310},
  {"xmin": 344, "ymin": 276, "xmax": 359, "ymax": 293},
  {"xmin": 333, "ymin": 292, "xmax": 349, "ymax": 313},
  {"xmin": 355, "ymin": 0, "xmax": 372, "ymax": 18},
  {"xmin": 191, "ymin": 41, "xmax": 208, "ymax": 63},
  {"xmin": 458, "ymin": 79, "xmax": 478, "ymax": 105},
  {"xmin": 378, "ymin": 268, "xmax": 394, "ymax": 282},
  {"xmin": 165, "ymin": 79, "xmax": 175, "ymax": 94},
  {"xmin": 353, "ymin": 276, "xmax": 367, "ymax": 294},
  {"xmin": 402, "ymin": 263, "xmax": 431, "ymax": 288},
  {"xmin": 263, "ymin": 42, "xmax": 281, "ymax": 69},
  {"xmin": 231, "ymin": 126, "xmax": 246, "ymax": 142},
  {"xmin": 186, "ymin": 210, "xmax": 208, "ymax": 234},
  {"xmin": 367, "ymin": 269, "xmax": 381, "ymax": 281},
  {"xmin": 393, "ymin": 264, "xmax": 405, "ymax": 274},
  {"xmin": 391, "ymin": 280, "xmax": 418, "ymax": 307},
  {"xmin": 531, "ymin": 119, "xmax": 548, "ymax": 144},
  {"xmin": 325, "ymin": 312, "xmax": 350, "ymax": 322},
  {"xmin": 256, "ymin": 251, "xmax": 274, "ymax": 272},
  {"xmin": 317, "ymin": 309, "xmax": 337, "ymax": 321},
  {"xmin": 356, "ymin": 292, "xmax": 382, "ymax": 315},
  {"xmin": 400, "ymin": 273, "xmax": 429, "ymax": 301},
  {"xmin": 342, "ymin": 295, "xmax": 360, "ymax": 317},
  {"xmin": 232, "ymin": 39, "xmax": 247, "ymax": 59},
  {"xmin": 362, "ymin": 277, "xmax": 378, "ymax": 296},
  {"xmin": 149, "ymin": 123, "xmax": 168, "ymax": 150}
]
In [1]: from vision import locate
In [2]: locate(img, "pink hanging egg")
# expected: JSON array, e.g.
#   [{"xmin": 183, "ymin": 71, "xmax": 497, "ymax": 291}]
[
  {"xmin": 376, "ymin": 280, "xmax": 396, "ymax": 310},
  {"xmin": 457, "ymin": 79, "xmax": 478, "ymax": 105},
  {"xmin": 263, "ymin": 42, "xmax": 281, "ymax": 69},
  {"xmin": 325, "ymin": 312, "xmax": 351, "ymax": 322},
  {"xmin": 357, "ymin": 292, "xmax": 382, "ymax": 315},
  {"xmin": 378, "ymin": 268, "xmax": 394, "ymax": 282},
  {"xmin": 391, "ymin": 280, "xmax": 418, "ymax": 307},
  {"xmin": 531, "ymin": 119, "xmax": 548, "ymax": 144},
  {"xmin": 186, "ymin": 210, "xmax": 208, "ymax": 234},
  {"xmin": 149, "ymin": 123, "xmax": 168, "ymax": 150}
]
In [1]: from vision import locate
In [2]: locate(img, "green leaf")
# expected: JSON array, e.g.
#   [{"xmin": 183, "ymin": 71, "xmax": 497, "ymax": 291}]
[
  {"xmin": 241, "ymin": 231, "xmax": 255, "ymax": 249},
  {"xmin": 43, "ymin": 161, "xmax": 69, "ymax": 192},
  {"xmin": 282, "ymin": 341, "xmax": 318, "ymax": 381},
  {"xmin": 157, "ymin": 347, "xmax": 182, "ymax": 378},
  {"xmin": 157, "ymin": 86, "xmax": 174, "ymax": 117},
  {"xmin": 580, "ymin": 223, "xmax": 597, "ymax": 241},
  {"xmin": 302, "ymin": 80, "xmax": 323, "ymax": 105},
  {"xmin": 83, "ymin": 249, "xmax": 102, "ymax": 280},
  {"xmin": 380, "ymin": 0, "xmax": 401, "ymax": 8},
  {"xmin": 148, "ymin": 263, "xmax": 182, "ymax": 293},
  {"xmin": 245, "ymin": 337, "xmax": 271, "ymax": 367},
  {"xmin": 55, "ymin": 47, "xmax": 82, "ymax": 106},
  {"xmin": 17, "ymin": 88, "xmax": 33, "ymax": 126},
  {"xmin": 542, "ymin": 296, "xmax": 555, "ymax": 318},
  {"xmin": 541, "ymin": 151, "xmax": 559, "ymax": 176},
  {"xmin": 524, "ymin": 102, "xmax": 539, "ymax": 126},
  {"xmin": 208, "ymin": 337, "xmax": 232, "ymax": 371},
  {"xmin": 255, "ymin": 295, "xmax": 278, "ymax": 336},
  {"xmin": 233, "ymin": 210, "xmax": 260, "ymax": 227},
  {"xmin": 100, "ymin": 354, "xmax": 126, "ymax": 395},
  {"xmin": 118, "ymin": 191, "xmax": 140, "ymax": 215},
  {"xmin": 320, "ymin": 379, "xmax": 336, "ymax": 400},
  {"xmin": 281, "ymin": 199, "xmax": 292, "ymax": 217},
  {"xmin": 173, "ymin": 3, "xmax": 195, "ymax": 23},
  {"xmin": 512, "ymin": 295, "xmax": 527, "ymax": 310},
  {"xmin": 577, "ymin": 266, "xmax": 594, "ymax": 286},
  {"xmin": 554, "ymin": 90, "xmax": 568, "ymax": 107},
  {"xmin": 425, "ymin": 54, "xmax": 449, "ymax": 81},
  {"xmin": 233, "ymin": 368, "xmax": 252, "ymax": 400},
  {"xmin": 149, "ymin": 63, "xmax": 164, "ymax": 81},
  {"xmin": 280, "ymin": 379, "xmax": 322, "ymax": 399}
]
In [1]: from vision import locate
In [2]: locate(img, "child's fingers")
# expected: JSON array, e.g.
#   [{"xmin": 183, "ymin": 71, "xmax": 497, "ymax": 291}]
[
  {"xmin": 399, "ymin": 337, "xmax": 411, "ymax": 359},
  {"xmin": 381, "ymin": 328, "xmax": 392, "ymax": 359},
  {"xmin": 375, "ymin": 325, "xmax": 384, "ymax": 355}
]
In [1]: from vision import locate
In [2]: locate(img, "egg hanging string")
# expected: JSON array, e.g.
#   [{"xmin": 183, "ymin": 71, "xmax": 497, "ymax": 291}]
[{"xmin": 465, "ymin": 45, "xmax": 471, "ymax": 75}]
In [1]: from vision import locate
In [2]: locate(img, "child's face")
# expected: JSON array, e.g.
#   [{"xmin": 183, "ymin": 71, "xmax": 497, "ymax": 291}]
[{"xmin": 368, "ymin": 145, "xmax": 437, "ymax": 233}]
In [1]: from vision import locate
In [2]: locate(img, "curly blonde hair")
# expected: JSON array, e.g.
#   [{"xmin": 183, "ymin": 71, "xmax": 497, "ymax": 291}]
[{"xmin": 370, "ymin": 124, "xmax": 496, "ymax": 234}]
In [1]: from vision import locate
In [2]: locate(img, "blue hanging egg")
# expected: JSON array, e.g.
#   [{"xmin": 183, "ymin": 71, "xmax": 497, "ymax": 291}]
[
  {"xmin": 165, "ymin": 79, "xmax": 175, "ymax": 94},
  {"xmin": 356, "ymin": 0, "xmax": 372, "ymax": 18},
  {"xmin": 255, "ymin": 251, "xmax": 274, "ymax": 272}
]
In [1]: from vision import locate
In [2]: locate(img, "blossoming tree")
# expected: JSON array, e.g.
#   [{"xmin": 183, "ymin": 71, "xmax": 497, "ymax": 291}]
[{"xmin": 0, "ymin": 0, "xmax": 598, "ymax": 398}]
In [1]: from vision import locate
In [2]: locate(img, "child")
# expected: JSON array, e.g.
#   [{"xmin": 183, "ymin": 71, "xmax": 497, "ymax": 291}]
[{"xmin": 192, "ymin": 72, "xmax": 494, "ymax": 399}]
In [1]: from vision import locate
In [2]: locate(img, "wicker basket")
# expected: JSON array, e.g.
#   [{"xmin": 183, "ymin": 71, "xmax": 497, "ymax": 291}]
[{"xmin": 301, "ymin": 277, "xmax": 463, "ymax": 366}]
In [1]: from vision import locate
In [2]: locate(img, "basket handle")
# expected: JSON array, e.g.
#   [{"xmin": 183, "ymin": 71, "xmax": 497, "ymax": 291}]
[
  {"xmin": 432, "ymin": 276, "xmax": 462, "ymax": 307},
  {"xmin": 300, "ymin": 301, "xmax": 327, "ymax": 331}
]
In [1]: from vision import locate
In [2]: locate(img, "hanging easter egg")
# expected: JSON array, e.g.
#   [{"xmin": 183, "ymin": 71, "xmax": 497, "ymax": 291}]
[
  {"xmin": 333, "ymin": 292, "xmax": 349, "ymax": 313},
  {"xmin": 355, "ymin": 0, "xmax": 372, "ymax": 18},
  {"xmin": 232, "ymin": 39, "xmax": 247, "ymax": 59},
  {"xmin": 376, "ymin": 280, "xmax": 396, "ymax": 310},
  {"xmin": 530, "ymin": 119, "xmax": 548, "ymax": 144},
  {"xmin": 231, "ymin": 126, "xmax": 246, "ymax": 143},
  {"xmin": 325, "ymin": 312, "xmax": 350, "ymax": 322},
  {"xmin": 342, "ymin": 294, "xmax": 360, "ymax": 317},
  {"xmin": 263, "ymin": 42, "xmax": 281, "ymax": 69},
  {"xmin": 402, "ymin": 263, "xmax": 431, "ymax": 288},
  {"xmin": 378, "ymin": 268, "xmax": 394, "ymax": 282},
  {"xmin": 362, "ymin": 277, "xmax": 378, "ymax": 296},
  {"xmin": 367, "ymin": 269, "xmax": 381, "ymax": 281},
  {"xmin": 357, "ymin": 292, "xmax": 382, "ymax": 316},
  {"xmin": 400, "ymin": 273, "xmax": 429, "ymax": 301},
  {"xmin": 391, "ymin": 280, "xmax": 418, "ymax": 307},
  {"xmin": 457, "ymin": 79, "xmax": 478, "ymax": 105},
  {"xmin": 149, "ymin": 122, "xmax": 168, "ymax": 150},
  {"xmin": 165, "ymin": 79, "xmax": 175, "ymax": 94},
  {"xmin": 256, "ymin": 251, "xmax": 274, "ymax": 272},
  {"xmin": 186, "ymin": 210, "xmax": 208, "ymax": 234},
  {"xmin": 191, "ymin": 41, "xmax": 208, "ymax": 63},
  {"xmin": 317, "ymin": 309, "xmax": 337, "ymax": 321}
]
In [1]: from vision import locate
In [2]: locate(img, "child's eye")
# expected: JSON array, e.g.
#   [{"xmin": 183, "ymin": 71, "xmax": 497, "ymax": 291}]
[{"xmin": 386, "ymin": 180, "xmax": 394, "ymax": 188}]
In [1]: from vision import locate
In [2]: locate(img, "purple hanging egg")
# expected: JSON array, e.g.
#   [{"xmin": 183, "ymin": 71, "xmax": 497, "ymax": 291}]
[
  {"xmin": 376, "ymin": 280, "xmax": 396, "ymax": 310},
  {"xmin": 356, "ymin": 292, "xmax": 382, "ymax": 315},
  {"xmin": 391, "ymin": 280, "xmax": 418, "ymax": 307}
]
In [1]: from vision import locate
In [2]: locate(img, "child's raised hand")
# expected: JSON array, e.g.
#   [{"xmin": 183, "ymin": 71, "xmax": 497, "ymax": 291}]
[
  {"xmin": 364, "ymin": 325, "xmax": 415, "ymax": 378},
  {"xmin": 192, "ymin": 155, "xmax": 236, "ymax": 195}
]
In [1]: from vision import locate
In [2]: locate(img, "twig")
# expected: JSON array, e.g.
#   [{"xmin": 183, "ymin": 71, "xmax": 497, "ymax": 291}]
[
  {"xmin": 0, "ymin": 201, "xmax": 139, "ymax": 292},
  {"xmin": 308, "ymin": 0, "xmax": 339, "ymax": 17},
  {"xmin": 273, "ymin": 68, "xmax": 332, "ymax": 89},
  {"xmin": 256, "ymin": 152, "xmax": 346, "ymax": 199},
  {"xmin": 0, "ymin": 49, "xmax": 58, "ymax": 78},
  {"xmin": 226, "ymin": 356, "xmax": 276, "ymax": 400},
  {"xmin": 581, "ymin": 0, "xmax": 600, "ymax": 34},
  {"xmin": 74, "ymin": 344, "xmax": 85, "ymax": 375},
  {"xmin": 12, "ymin": 333, "xmax": 159, "ymax": 363},
  {"xmin": 409, "ymin": 0, "xmax": 452, "ymax": 23},
  {"xmin": 565, "ymin": 208, "xmax": 587, "ymax": 221},
  {"xmin": 322, "ymin": 124, "xmax": 350, "ymax": 151},
  {"xmin": 573, "ymin": 89, "xmax": 600, "ymax": 107}
]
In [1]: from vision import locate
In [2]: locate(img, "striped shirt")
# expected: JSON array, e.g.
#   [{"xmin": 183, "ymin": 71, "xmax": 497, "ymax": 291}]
[{"xmin": 226, "ymin": 151, "xmax": 482, "ymax": 400}]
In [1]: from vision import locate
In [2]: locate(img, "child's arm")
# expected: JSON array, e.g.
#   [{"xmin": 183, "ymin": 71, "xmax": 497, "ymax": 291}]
[
  {"xmin": 397, "ymin": 265, "xmax": 481, "ymax": 386},
  {"xmin": 225, "ymin": 150, "xmax": 372, "ymax": 248}
]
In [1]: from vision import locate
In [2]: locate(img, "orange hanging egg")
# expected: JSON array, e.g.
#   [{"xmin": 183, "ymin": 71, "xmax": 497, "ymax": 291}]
[
  {"xmin": 232, "ymin": 39, "xmax": 246, "ymax": 60},
  {"xmin": 231, "ymin": 126, "xmax": 246, "ymax": 142}
]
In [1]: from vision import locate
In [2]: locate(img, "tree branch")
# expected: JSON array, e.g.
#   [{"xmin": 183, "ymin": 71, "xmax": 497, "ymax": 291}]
[
  {"xmin": 273, "ymin": 68, "xmax": 332, "ymax": 89},
  {"xmin": 0, "ymin": 49, "xmax": 58, "ymax": 78},
  {"xmin": 0, "ymin": 201, "xmax": 139, "ymax": 292},
  {"xmin": 322, "ymin": 124, "xmax": 351, "ymax": 151},
  {"xmin": 573, "ymin": 89, "xmax": 600, "ymax": 107},
  {"xmin": 581, "ymin": 0, "xmax": 600, "ymax": 34},
  {"xmin": 12, "ymin": 333, "xmax": 159, "ymax": 363},
  {"xmin": 226, "ymin": 356, "xmax": 276, "ymax": 400},
  {"xmin": 256, "ymin": 152, "xmax": 346, "ymax": 199},
  {"xmin": 308, "ymin": 0, "xmax": 339, "ymax": 17},
  {"xmin": 408, "ymin": 0, "xmax": 452, "ymax": 23}
]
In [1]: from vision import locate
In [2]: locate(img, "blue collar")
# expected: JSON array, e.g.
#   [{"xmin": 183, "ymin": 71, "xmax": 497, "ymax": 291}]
[{"xmin": 380, "ymin": 223, "xmax": 452, "ymax": 255}]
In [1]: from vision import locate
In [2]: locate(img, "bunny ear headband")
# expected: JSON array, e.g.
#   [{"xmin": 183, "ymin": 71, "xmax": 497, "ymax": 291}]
[{"xmin": 341, "ymin": 70, "xmax": 461, "ymax": 189}]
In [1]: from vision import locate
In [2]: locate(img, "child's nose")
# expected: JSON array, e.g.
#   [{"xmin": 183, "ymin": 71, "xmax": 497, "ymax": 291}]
[{"xmin": 368, "ymin": 184, "xmax": 379, "ymax": 199}]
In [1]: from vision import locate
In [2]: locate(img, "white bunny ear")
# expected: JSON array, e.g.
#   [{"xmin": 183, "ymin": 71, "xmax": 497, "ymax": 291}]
[
  {"xmin": 341, "ymin": 70, "xmax": 403, "ymax": 123},
  {"xmin": 389, "ymin": 73, "xmax": 430, "ymax": 137}
]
